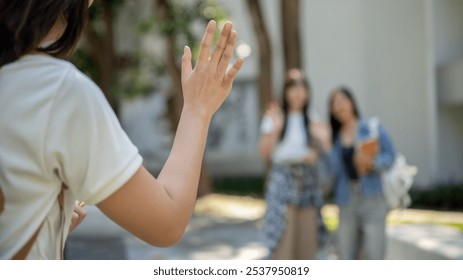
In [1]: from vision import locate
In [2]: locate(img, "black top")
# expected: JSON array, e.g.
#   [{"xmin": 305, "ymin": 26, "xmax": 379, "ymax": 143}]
[{"xmin": 342, "ymin": 146, "xmax": 359, "ymax": 181}]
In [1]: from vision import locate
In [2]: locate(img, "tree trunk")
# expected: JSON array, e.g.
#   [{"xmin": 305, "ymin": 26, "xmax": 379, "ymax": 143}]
[
  {"xmin": 86, "ymin": 4, "xmax": 119, "ymax": 114},
  {"xmin": 281, "ymin": 0, "xmax": 301, "ymax": 72},
  {"xmin": 156, "ymin": 0, "xmax": 212, "ymax": 197},
  {"xmin": 246, "ymin": 0, "xmax": 274, "ymax": 113}
]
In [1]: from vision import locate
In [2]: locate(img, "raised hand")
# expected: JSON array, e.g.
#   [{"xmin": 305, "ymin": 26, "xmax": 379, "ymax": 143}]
[
  {"xmin": 264, "ymin": 101, "xmax": 284, "ymax": 134},
  {"xmin": 181, "ymin": 20, "xmax": 244, "ymax": 120}
]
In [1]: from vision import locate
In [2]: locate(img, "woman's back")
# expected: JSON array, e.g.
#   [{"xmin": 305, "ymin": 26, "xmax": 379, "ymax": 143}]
[
  {"xmin": 1, "ymin": 0, "xmax": 244, "ymax": 260},
  {"xmin": 0, "ymin": 55, "xmax": 142, "ymax": 259}
]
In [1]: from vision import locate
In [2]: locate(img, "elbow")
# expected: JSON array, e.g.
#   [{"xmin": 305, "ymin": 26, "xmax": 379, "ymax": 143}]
[
  {"xmin": 154, "ymin": 226, "xmax": 185, "ymax": 247},
  {"xmin": 145, "ymin": 220, "xmax": 187, "ymax": 247}
]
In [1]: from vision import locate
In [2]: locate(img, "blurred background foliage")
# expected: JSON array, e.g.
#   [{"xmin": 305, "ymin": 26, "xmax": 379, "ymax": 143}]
[{"xmin": 71, "ymin": 0, "xmax": 228, "ymax": 111}]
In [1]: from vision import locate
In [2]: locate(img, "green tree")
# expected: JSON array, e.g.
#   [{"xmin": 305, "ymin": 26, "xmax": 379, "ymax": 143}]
[
  {"xmin": 246, "ymin": 0, "xmax": 274, "ymax": 113},
  {"xmin": 72, "ymin": 0, "xmax": 126, "ymax": 114},
  {"xmin": 281, "ymin": 0, "xmax": 302, "ymax": 72}
]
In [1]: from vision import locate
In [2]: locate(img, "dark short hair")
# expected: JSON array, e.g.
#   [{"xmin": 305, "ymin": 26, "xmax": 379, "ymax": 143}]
[
  {"xmin": 280, "ymin": 69, "xmax": 312, "ymax": 143},
  {"xmin": 329, "ymin": 87, "xmax": 362, "ymax": 143},
  {"xmin": 0, "ymin": 0, "xmax": 89, "ymax": 67}
]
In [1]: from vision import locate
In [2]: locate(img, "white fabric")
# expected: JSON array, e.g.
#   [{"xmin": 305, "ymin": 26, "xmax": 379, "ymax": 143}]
[
  {"xmin": 0, "ymin": 55, "xmax": 143, "ymax": 259},
  {"xmin": 260, "ymin": 113, "xmax": 310, "ymax": 164}
]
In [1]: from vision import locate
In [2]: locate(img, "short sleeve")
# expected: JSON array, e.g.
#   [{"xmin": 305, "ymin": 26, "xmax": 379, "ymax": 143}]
[
  {"xmin": 260, "ymin": 115, "xmax": 274, "ymax": 134},
  {"xmin": 44, "ymin": 67, "xmax": 143, "ymax": 205}
]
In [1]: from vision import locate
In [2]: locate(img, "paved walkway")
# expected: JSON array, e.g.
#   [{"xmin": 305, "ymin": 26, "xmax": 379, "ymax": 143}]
[
  {"xmin": 67, "ymin": 201, "xmax": 270, "ymax": 260},
  {"xmin": 66, "ymin": 194, "xmax": 463, "ymax": 260}
]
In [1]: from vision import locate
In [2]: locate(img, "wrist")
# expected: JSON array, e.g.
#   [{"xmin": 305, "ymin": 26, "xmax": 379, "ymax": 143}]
[{"xmin": 182, "ymin": 105, "xmax": 213, "ymax": 123}]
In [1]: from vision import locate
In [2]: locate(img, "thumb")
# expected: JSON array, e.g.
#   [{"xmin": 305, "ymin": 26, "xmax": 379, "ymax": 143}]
[{"xmin": 181, "ymin": 46, "xmax": 192, "ymax": 83}]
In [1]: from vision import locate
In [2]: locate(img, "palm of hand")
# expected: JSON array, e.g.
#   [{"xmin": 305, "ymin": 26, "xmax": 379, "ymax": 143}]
[{"xmin": 181, "ymin": 21, "xmax": 244, "ymax": 119}]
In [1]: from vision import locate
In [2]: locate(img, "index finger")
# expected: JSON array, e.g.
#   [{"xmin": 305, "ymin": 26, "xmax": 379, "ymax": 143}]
[{"xmin": 197, "ymin": 20, "xmax": 217, "ymax": 65}]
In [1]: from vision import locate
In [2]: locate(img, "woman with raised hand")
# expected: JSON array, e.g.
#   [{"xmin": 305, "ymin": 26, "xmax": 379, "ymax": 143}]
[
  {"xmin": 259, "ymin": 69, "xmax": 330, "ymax": 260},
  {"xmin": 0, "ymin": 0, "xmax": 243, "ymax": 259}
]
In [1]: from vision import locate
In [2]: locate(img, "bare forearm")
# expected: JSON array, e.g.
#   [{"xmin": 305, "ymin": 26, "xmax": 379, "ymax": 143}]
[
  {"xmin": 259, "ymin": 133, "xmax": 279, "ymax": 160},
  {"xmin": 96, "ymin": 21, "xmax": 243, "ymax": 247},
  {"xmin": 156, "ymin": 107, "xmax": 211, "ymax": 224}
]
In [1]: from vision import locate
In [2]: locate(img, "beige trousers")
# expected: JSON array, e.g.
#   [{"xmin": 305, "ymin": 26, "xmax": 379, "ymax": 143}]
[{"xmin": 271, "ymin": 205, "xmax": 318, "ymax": 260}]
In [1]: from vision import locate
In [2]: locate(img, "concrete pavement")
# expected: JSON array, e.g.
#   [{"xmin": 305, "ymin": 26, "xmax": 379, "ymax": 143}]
[
  {"xmin": 67, "ymin": 205, "xmax": 270, "ymax": 260},
  {"xmin": 66, "ymin": 195, "xmax": 463, "ymax": 260}
]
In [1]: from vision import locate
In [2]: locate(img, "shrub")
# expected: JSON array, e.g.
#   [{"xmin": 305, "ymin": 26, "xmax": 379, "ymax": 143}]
[{"xmin": 410, "ymin": 184, "xmax": 463, "ymax": 211}]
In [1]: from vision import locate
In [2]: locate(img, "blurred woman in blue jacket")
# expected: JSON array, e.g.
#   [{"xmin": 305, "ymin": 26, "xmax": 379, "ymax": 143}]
[{"xmin": 329, "ymin": 87, "xmax": 395, "ymax": 259}]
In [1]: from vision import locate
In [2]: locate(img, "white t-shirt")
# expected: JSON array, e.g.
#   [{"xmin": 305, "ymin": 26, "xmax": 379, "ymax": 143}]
[
  {"xmin": 261, "ymin": 112, "xmax": 310, "ymax": 164},
  {"xmin": 0, "ymin": 55, "xmax": 143, "ymax": 259}
]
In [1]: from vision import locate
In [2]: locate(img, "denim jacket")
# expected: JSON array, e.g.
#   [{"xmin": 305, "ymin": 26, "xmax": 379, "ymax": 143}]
[{"xmin": 330, "ymin": 118, "xmax": 395, "ymax": 205}]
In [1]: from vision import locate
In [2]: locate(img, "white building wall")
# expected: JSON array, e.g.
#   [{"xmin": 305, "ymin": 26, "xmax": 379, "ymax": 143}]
[
  {"xmin": 300, "ymin": 0, "xmax": 438, "ymax": 186},
  {"xmin": 302, "ymin": 0, "xmax": 369, "ymax": 118},
  {"xmin": 432, "ymin": 0, "xmax": 463, "ymax": 183},
  {"xmin": 364, "ymin": 0, "xmax": 438, "ymax": 186},
  {"xmin": 433, "ymin": 0, "xmax": 463, "ymax": 68}
]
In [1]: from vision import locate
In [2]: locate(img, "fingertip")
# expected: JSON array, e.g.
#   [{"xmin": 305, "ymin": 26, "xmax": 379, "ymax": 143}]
[
  {"xmin": 208, "ymin": 20, "xmax": 217, "ymax": 30},
  {"xmin": 182, "ymin": 46, "xmax": 193, "ymax": 80},
  {"xmin": 183, "ymin": 46, "xmax": 191, "ymax": 58}
]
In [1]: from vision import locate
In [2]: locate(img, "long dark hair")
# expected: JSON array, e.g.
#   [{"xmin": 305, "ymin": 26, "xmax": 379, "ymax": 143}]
[
  {"xmin": 329, "ymin": 87, "xmax": 361, "ymax": 143},
  {"xmin": 280, "ymin": 69, "xmax": 312, "ymax": 144},
  {"xmin": 0, "ymin": 0, "xmax": 89, "ymax": 67}
]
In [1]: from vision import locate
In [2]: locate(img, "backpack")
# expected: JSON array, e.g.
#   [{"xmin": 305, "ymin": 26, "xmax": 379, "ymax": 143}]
[{"xmin": 368, "ymin": 118, "xmax": 418, "ymax": 210}]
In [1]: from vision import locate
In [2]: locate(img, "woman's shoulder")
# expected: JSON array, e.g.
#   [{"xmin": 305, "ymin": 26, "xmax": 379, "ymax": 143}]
[
  {"xmin": 15, "ymin": 54, "xmax": 75, "ymax": 73},
  {"xmin": 30, "ymin": 57, "xmax": 111, "ymax": 119},
  {"xmin": 358, "ymin": 117, "xmax": 383, "ymax": 131},
  {"xmin": 57, "ymin": 62, "xmax": 98, "ymax": 92},
  {"xmin": 21, "ymin": 55, "xmax": 98, "ymax": 90},
  {"xmin": 358, "ymin": 117, "xmax": 393, "ymax": 140},
  {"xmin": 45, "ymin": 60, "xmax": 106, "ymax": 106}
]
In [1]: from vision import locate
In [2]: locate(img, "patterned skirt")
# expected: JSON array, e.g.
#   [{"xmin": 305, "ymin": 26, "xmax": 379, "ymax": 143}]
[{"xmin": 263, "ymin": 163, "xmax": 324, "ymax": 254}]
